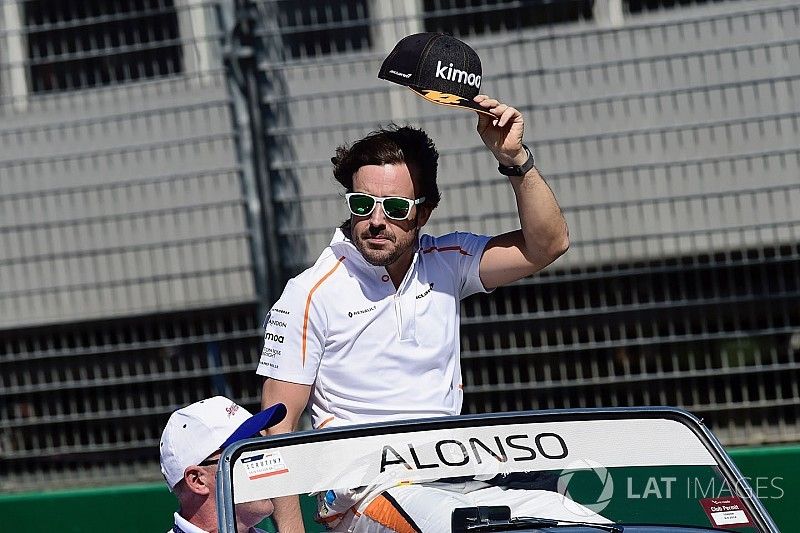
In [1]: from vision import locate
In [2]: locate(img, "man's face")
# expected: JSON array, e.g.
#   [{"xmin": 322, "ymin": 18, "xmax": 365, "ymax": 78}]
[
  {"xmin": 235, "ymin": 498, "xmax": 275, "ymax": 528},
  {"xmin": 200, "ymin": 456, "xmax": 274, "ymax": 527},
  {"xmin": 350, "ymin": 163, "xmax": 431, "ymax": 268}
]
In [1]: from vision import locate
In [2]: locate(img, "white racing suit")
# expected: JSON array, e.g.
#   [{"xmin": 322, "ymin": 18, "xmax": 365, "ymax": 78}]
[{"xmin": 316, "ymin": 477, "xmax": 613, "ymax": 533}]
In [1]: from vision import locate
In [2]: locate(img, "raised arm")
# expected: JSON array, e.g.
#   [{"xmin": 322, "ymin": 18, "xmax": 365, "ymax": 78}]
[{"xmin": 473, "ymin": 95, "xmax": 570, "ymax": 290}]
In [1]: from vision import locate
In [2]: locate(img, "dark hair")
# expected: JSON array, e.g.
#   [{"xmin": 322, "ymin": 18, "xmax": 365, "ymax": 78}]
[{"xmin": 332, "ymin": 125, "xmax": 441, "ymax": 209}]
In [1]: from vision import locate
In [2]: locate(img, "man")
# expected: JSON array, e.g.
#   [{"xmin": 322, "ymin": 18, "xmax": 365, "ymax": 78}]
[
  {"xmin": 159, "ymin": 396, "xmax": 287, "ymax": 533},
  {"xmin": 257, "ymin": 94, "xmax": 570, "ymax": 531}
]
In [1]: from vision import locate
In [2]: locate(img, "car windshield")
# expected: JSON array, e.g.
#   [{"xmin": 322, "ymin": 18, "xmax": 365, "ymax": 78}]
[
  {"xmin": 216, "ymin": 408, "xmax": 776, "ymax": 533},
  {"xmin": 439, "ymin": 466, "xmax": 760, "ymax": 532}
]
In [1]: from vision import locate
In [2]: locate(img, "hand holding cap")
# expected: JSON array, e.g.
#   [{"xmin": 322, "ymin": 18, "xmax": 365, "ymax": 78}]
[{"xmin": 378, "ymin": 32, "xmax": 494, "ymax": 118}]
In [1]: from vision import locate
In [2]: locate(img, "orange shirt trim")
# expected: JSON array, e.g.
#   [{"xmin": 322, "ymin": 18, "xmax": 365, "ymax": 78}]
[{"xmin": 302, "ymin": 256, "xmax": 345, "ymax": 366}]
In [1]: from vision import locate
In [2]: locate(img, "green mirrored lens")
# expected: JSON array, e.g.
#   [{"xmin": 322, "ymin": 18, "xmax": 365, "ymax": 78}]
[
  {"xmin": 348, "ymin": 195, "xmax": 374, "ymax": 216},
  {"xmin": 383, "ymin": 198, "xmax": 410, "ymax": 219}
]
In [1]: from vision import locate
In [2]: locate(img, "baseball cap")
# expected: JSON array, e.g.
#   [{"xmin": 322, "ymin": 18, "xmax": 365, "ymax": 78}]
[
  {"xmin": 159, "ymin": 396, "xmax": 286, "ymax": 490},
  {"xmin": 378, "ymin": 32, "xmax": 493, "ymax": 117}
]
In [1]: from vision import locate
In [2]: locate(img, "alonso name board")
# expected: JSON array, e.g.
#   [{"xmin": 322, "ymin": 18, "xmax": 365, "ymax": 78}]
[{"xmin": 230, "ymin": 417, "xmax": 716, "ymax": 503}]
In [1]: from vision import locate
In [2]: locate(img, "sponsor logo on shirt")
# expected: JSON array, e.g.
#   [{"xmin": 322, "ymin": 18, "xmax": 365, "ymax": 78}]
[
  {"xmin": 226, "ymin": 403, "xmax": 239, "ymax": 418},
  {"xmin": 272, "ymin": 308, "xmax": 290, "ymax": 315},
  {"xmin": 262, "ymin": 309, "xmax": 289, "ymax": 329},
  {"xmin": 259, "ymin": 360, "xmax": 279, "ymax": 370},
  {"xmin": 348, "ymin": 305, "xmax": 376, "ymax": 318},
  {"xmin": 262, "ymin": 347, "xmax": 281, "ymax": 358},
  {"xmin": 264, "ymin": 332, "xmax": 285, "ymax": 343},
  {"xmin": 416, "ymin": 283, "xmax": 434, "ymax": 299}
]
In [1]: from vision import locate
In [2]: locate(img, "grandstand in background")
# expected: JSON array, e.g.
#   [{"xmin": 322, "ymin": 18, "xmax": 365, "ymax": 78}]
[{"xmin": 1, "ymin": 0, "xmax": 798, "ymax": 491}]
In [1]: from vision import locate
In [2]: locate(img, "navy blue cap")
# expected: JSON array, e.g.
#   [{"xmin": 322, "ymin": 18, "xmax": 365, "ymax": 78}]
[{"xmin": 221, "ymin": 402, "xmax": 287, "ymax": 449}]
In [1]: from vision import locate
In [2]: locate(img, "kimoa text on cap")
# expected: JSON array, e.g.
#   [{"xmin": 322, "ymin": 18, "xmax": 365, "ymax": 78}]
[{"xmin": 435, "ymin": 61, "xmax": 481, "ymax": 88}]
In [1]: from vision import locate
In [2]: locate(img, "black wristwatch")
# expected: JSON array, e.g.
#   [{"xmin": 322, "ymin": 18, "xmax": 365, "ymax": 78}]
[{"xmin": 497, "ymin": 144, "xmax": 535, "ymax": 176}]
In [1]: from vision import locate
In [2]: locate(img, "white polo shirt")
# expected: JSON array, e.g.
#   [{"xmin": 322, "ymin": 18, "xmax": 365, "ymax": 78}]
[{"xmin": 256, "ymin": 228, "xmax": 491, "ymax": 429}]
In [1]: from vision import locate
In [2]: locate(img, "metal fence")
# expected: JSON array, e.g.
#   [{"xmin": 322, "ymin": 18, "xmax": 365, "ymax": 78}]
[
  {"xmin": 0, "ymin": 0, "xmax": 268, "ymax": 491},
  {"xmin": 0, "ymin": 0, "xmax": 799, "ymax": 492},
  {"xmin": 255, "ymin": 0, "xmax": 800, "ymax": 448}
]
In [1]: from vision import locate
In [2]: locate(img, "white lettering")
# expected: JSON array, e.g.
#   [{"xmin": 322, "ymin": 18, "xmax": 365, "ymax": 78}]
[
  {"xmin": 693, "ymin": 477, "xmax": 717, "ymax": 498},
  {"xmin": 642, "ymin": 477, "xmax": 662, "ymax": 499},
  {"xmin": 627, "ymin": 478, "xmax": 641, "ymax": 499},
  {"xmin": 771, "ymin": 477, "xmax": 785, "ymax": 499},
  {"xmin": 628, "ymin": 476, "xmax": 676, "ymax": 499},
  {"xmin": 453, "ymin": 67, "xmax": 467, "ymax": 84},
  {"xmin": 662, "ymin": 477, "xmax": 676, "ymax": 498},
  {"xmin": 434, "ymin": 60, "xmax": 480, "ymax": 88}
]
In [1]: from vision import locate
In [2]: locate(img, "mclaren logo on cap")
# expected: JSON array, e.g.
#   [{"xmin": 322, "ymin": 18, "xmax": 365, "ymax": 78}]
[
  {"xmin": 435, "ymin": 60, "xmax": 481, "ymax": 88},
  {"xmin": 389, "ymin": 70, "xmax": 412, "ymax": 78},
  {"xmin": 422, "ymin": 91, "xmax": 465, "ymax": 105}
]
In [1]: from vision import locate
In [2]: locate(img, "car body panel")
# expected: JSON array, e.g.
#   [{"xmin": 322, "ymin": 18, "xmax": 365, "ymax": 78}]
[{"xmin": 216, "ymin": 408, "xmax": 779, "ymax": 532}]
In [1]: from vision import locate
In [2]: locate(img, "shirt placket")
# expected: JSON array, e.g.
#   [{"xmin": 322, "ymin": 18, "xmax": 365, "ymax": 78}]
[{"xmin": 393, "ymin": 255, "xmax": 419, "ymax": 341}]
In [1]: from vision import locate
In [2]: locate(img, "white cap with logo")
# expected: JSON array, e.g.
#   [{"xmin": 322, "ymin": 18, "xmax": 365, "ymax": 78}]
[{"xmin": 159, "ymin": 396, "xmax": 286, "ymax": 490}]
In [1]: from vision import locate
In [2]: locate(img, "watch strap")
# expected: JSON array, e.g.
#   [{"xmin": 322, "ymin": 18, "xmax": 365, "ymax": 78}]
[{"xmin": 497, "ymin": 144, "xmax": 535, "ymax": 176}]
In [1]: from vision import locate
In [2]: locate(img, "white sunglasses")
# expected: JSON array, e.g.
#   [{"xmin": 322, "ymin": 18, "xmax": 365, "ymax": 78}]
[{"xmin": 345, "ymin": 193, "xmax": 426, "ymax": 221}]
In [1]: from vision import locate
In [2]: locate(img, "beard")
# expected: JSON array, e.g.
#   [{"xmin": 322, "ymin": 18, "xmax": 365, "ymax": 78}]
[{"xmin": 351, "ymin": 222, "xmax": 417, "ymax": 267}]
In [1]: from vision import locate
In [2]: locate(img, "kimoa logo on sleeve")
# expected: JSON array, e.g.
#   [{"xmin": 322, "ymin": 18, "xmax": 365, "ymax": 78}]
[{"xmin": 434, "ymin": 60, "xmax": 481, "ymax": 88}]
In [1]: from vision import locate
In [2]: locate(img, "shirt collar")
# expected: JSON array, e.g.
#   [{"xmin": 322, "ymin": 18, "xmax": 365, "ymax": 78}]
[
  {"xmin": 173, "ymin": 512, "xmax": 266, "ymax": 533},
  {"xmin": 330, "ymin": 226, "xmax": 423, "ymax": 285},
  {"xmin": 329, "ymin": 226, "xmax": 353, "ymax": 249},
  {"xmin": 173, "ymin": 512, "xmax": 209, "ymax": 533}
]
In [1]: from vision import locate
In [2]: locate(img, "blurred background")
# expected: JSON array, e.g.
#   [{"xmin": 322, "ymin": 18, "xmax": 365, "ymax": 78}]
[{"xmin": 0, "ymin": 0, "xmax": 799, "ymax": 528}]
